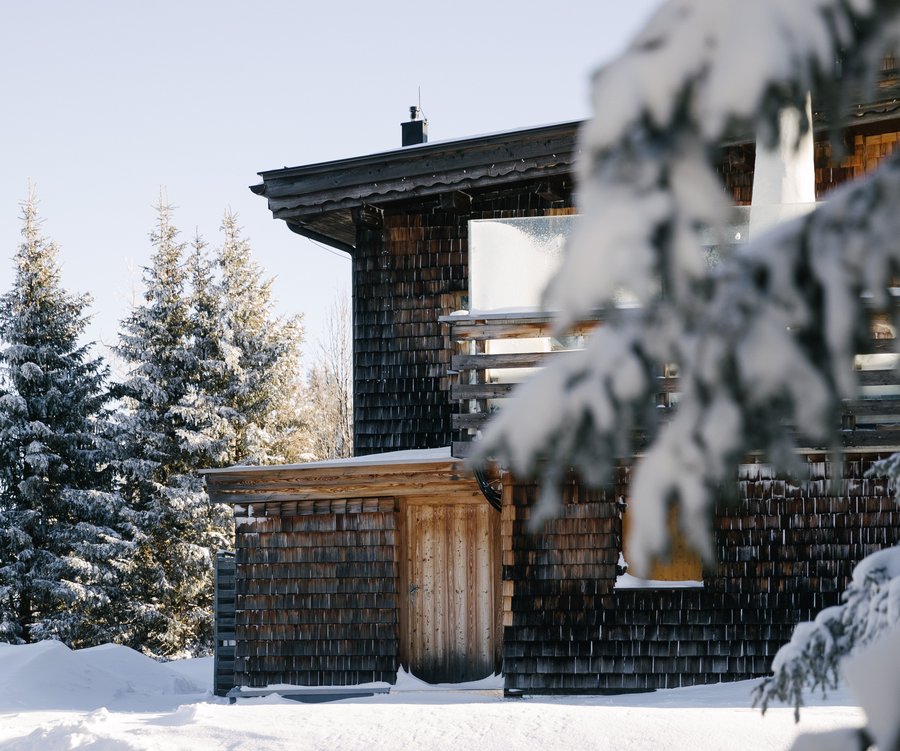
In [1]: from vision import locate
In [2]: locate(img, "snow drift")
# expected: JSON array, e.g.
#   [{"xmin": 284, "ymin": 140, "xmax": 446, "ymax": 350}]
[{"xmin": 0, "ymin": 641, "xmax": 205, "ymax": 712}]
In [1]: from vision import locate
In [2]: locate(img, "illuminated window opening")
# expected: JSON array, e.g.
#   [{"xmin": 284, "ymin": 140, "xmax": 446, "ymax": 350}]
[{"xmin": 616, "ymin": 500, "xmax": 704, "ymax": 589}]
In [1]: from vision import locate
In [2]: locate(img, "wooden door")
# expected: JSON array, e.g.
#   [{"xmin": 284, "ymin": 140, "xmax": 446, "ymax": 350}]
[{"xmin": 399, "ymin": 498, "xmax": 500, "ymax": 683}]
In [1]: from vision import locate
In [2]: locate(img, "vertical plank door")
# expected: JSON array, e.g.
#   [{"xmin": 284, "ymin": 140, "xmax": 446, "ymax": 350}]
[{"xmin": 401, "ymin": 498, "xmax": 500, "ymax": 683}]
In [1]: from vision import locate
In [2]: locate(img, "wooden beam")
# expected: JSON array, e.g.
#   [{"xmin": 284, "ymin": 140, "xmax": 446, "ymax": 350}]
[
  {"xmin": 452, "ymin": 382, "xmax": 517, "ymax": 400},
  {"xmin": 842, "ymin": 397, "xmax": 900, "ymax": 417},
  {"xmin": 452, "ymin": 441, "xmax": 475, "ymax": 458},
  {"xmin": 862, "ymin": 338, "xmax": 898, "ymax": 355},
  {"xmin": 840, "ymin": 428, "xmax": 900, "ymax": 447},
  {"xmin": 205, "ymin": 460, "xmax": 482, "ymax": 505},
  {"xmin": 221, "ymin": 481, "xmax": 472, "ymax": 502},
  {"xmin": 351, "ymin": 204, "xmax": 384, "ymax": 229},
  {"xmin": 452, "ymin": 413, "xmax": 491, "ymax": 431},
  {"xmin": 440, "ymin": 190, "xmax": 472, "ymax": 213},
  {"xmin": 447, "ymin": 316, "xmax": 602, "ymax": 341},
  {"xmin": 857, "ymin": 369, "xmax": 900, "ymax": 386},
  {"xmin": 285, "ymin": 221, "xmax": 356, "ymax": 255},
  {"xmin": 451, "ymin": 350, "xmax": 573, "ymax": 371},
  {"xmin": 536, "ymin": 179, "xmax": 565, "ymax": 202}
]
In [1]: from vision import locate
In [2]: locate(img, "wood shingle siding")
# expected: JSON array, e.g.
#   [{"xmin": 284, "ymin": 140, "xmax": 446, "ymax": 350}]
[
  {"xmin": 501, "ymin": 452, "xmax": 900, "ymax": 693},
  {"xmin": 352, "ymin": 182, "xmax": 576, "ymax": 455},
  {"xmin": 234, "ymin": 505, "xmax": 400, "ymax": 687}
]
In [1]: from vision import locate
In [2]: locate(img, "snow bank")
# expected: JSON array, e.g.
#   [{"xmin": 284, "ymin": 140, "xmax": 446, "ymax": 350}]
[
  {"xmin": 0, "ymin": 642, "xmax": 866, "ymax": 750},
  {"xmin": 0, "ymin": 641, "xmax": 207, "ymax": 712},
  {"xmin": 614, "ymin": 572, "xmax": 703, "ymax": 589},
  {"xmin": 392, "ymin": 666, "xmax": 503, "ymax": 693}
]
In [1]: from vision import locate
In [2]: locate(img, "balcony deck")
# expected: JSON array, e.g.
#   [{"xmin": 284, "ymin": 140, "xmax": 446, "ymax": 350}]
[{"xmin": 442, "ymin": 309, "xmax": 900, "ymax": 459}]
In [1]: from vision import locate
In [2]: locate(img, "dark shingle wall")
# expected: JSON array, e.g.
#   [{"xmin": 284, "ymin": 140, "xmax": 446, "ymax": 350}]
[
  {"xmin": 233, "ymin": 499, "xmax": 399, "ymax": 687},
  {"xmin": 351, "ymin": 181, "xmax": 576, "ymax": 455},
  {"xmin": 502, "ymin": 453, "xmax": 900, "ymax": 693}
]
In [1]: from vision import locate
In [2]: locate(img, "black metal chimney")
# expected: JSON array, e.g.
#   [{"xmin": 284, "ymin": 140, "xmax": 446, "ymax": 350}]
[{"xmin": 401, "ymin": 106, "xmax": 428, "ymax": 147}]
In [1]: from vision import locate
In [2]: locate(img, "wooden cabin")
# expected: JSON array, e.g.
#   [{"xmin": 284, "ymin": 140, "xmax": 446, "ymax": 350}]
[
  {"xmin": 208, "ymin": 449, "xmax": 501, "ymax": 691},
  {"xmin": 205, "ymin": 83, "xmax": 900, "ymax": 695}
]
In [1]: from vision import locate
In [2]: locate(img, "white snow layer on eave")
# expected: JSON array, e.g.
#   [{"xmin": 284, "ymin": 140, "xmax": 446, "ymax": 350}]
[
  {"xmin": 209, "ymin": 446, "xmax": 454, "ymax": 474},
  {"xmin": 444, "ymin": 302, "xmax": 638, "ymax": 319},
  {"xmin": 446, "ymin": 307, "xmax": 559, "ymax": 318}
]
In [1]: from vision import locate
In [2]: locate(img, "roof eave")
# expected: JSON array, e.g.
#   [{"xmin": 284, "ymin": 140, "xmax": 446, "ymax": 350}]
[{"xmin": 252, "ymin": 120, "xmax": 584, "ymax": 251}]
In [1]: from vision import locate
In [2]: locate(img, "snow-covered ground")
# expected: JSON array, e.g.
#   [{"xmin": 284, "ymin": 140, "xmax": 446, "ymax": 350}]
[{"xmin": 0, "ymin": 641, "xmax": 863, "ymax": 750}]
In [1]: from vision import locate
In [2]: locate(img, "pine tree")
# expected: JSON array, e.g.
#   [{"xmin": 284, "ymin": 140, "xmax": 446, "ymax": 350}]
[
  {"xmin": 182, "ymin": 232, "xmax": 235, "ymax": 466},
  {"xmin": 0, "ymin": 189, "xmax": 130, "ymax": 647},
  {"xmin": 114, "ymin": 204, "xmax": 307, "ymax": 657},
  {"xmin": 114, "ymin": 203, "xmax": 230, "ymax": 657},
  {"xmin": 216, "ymin": 211, "xmax": 307, "ymax": 465},
  {"xmin": 478, "ymin": 0, "xmax": 900, "ymax": 571}
]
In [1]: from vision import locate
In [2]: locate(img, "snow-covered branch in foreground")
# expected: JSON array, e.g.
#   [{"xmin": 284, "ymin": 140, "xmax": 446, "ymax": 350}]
[
  {"xmin": 553, "ymin": 0, "xmax": 900, "ymax": 333},
  {"xmin": 753, "ymin": 547, "xmax": 900, "ymax": 719},
  {"xmin": 478, "ymin": 141, "xmax": 900, "ymax": 574},
  {"xmin": 474, "ymin": 0, "xmax": 900, "ymax": 576}
]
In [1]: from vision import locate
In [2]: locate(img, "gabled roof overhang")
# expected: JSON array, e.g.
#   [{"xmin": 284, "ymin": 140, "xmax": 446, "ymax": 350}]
[{"xmin": 250, "ymin": 120, "xmax": 583, "ymax": 253}]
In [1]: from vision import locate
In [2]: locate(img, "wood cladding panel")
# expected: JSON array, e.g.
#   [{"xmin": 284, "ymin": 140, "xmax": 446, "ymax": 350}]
[
  {"xmin": 233, "ymin": 504, "xmax": 400, "ymax": 688},
  {"xmin": 213, "ymin": 552, "xmax": 236, "ymax": 697},
  {"xmin": 502, "ymin": 453, "xmax": 900, "ymax": 693},
  {"xmin": 214, "ymin": 467, "xmax": 470, "ymax": 506},
  {"xmin": 402, "ymin": 499, "xmax": 501, "ymax": 682}
]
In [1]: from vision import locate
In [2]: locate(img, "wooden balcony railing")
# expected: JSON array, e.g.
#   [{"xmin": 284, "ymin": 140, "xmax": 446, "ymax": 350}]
[{"xmin": 443, "ymin": 310, "xmax": 900, "ymax": 459}]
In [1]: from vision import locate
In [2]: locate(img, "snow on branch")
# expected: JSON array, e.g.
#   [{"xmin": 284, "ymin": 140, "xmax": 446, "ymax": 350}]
[
  {"xmin": 481, "ymin": 151, "xmax": 900, "ymax": 571},
  {"xmin": 474, "ymin": 0, "xmax": 900, "ymax": 576},
  {"xmin": 552, "ymin": 0, "xmax": 900, "ymax": 331},
  {"xmin": 753, "ymin": 546, "xmax": 900, "ymax": 719}
]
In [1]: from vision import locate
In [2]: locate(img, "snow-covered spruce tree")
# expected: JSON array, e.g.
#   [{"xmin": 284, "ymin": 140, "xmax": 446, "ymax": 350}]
[
  {"xmin": 216, "ymin": 210, "xmax": 307, "ymax": 465},
  {"xmin": 114, "ymin": 204, "xmax": 230, "ymax": 658},
  {"xmin": 180, "ymin": 230, "xmax": 234, "ymax": 547},
  {"xmin": 303, "ymin": 294, "xmax": 352, "ymax": 460},
  {"xmin": 472, "ymin": 2, "xmax": 900, "ymax": 747},
  {"xmin": 0, "ymin": 190, "xmax": 131, "ymax": 648},
  {"xmin": 182, "ymin": 232, "xmax": 237, "ymax": 467}
]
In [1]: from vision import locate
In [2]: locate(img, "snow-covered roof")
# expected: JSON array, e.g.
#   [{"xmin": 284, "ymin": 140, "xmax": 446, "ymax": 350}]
[
  {"xmin": 200, "ymin": 446, "xmax": 456, "ymax": 476},
  {"xmin": 255, "ymin": 120, "xmax": 582, "ymax": 181},
  {"xmin": 202, "ymin": 446, "xmax": 478, "ymax": 506}
]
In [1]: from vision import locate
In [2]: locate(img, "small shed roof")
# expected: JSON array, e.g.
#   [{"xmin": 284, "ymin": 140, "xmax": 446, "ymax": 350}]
[
  {"xmin": 201, "ymin": 447, "xmax": 478, "ymax": 506},
  {"xmin": 202, "ymin": 446, "xmax": 454, "ymax": 475}
]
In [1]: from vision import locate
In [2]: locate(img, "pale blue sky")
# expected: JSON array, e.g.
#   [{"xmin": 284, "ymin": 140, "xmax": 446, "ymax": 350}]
[{"xmin": 0, "ymin": 0, "xmax": 661, "ymax": 372}]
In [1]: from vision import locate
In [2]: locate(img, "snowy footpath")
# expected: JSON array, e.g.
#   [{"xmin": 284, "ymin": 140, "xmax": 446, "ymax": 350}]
[{"xmin": 0, "ymin": 641, "xmax": 863, "ymax": 750}]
